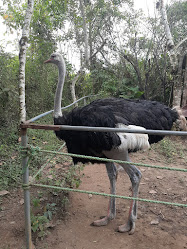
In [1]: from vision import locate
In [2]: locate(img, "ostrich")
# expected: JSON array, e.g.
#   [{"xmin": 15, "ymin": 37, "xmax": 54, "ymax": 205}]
[{"xmin": 44, "ymin": 52, "xmax": 184, "ymax": 234}]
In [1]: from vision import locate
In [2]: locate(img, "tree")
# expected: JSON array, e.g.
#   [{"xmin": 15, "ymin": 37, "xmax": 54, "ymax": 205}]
[
  {"xmin": 157, "ymin": 0, "xmax": 187, "ymax": 107},
  {"xmin": 19, "ymin": 0, "xmax": 34, "ymax": 122}
]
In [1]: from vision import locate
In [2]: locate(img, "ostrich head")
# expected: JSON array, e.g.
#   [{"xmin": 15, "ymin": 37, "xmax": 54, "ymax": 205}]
[
  {"xmin": 44, "ymin": 52, "xmax": 66, "ymax": 118},
  {"xmin": 44, "ymin": 52, "xmax": 63, "ymax": 65}
]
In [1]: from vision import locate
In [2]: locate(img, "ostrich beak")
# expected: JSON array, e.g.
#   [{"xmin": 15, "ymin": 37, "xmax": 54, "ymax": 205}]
[{"xmin": 44, "ymin": 58, "xmax": 53, "ymax": 64}]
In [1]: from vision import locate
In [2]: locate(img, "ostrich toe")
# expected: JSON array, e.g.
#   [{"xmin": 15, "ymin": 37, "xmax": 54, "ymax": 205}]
[
  {"xmin": 118, "ymin": 221, "xmax": 135, "ymax": 235},
  {"xmin": 91, "ymin": 216, "xmax": 111, "ymax": 226}
]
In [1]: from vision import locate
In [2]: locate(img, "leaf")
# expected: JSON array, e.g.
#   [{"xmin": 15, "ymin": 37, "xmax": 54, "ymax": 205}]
[
  {"xmin": 48, "ymin": 211, "xmax": 52, "ymax": 220},
  {"xmin": 47, "ymin": 175, "xmax": 53, "ymax": 179},
  {"xmin": 46, "ymin": 222, "xmax": 56, "ymax": 228},
  {"xmin": 149, "ymin": 190, "xmax": 157, "ymax": 194},
  {"xmin": 150, "ymin": 219, "xmax": 159, "ymax": 225},
  {"xmin": 55, "ymin": 164, "xmax": 61, "ymax": 169},
  {"xmin": 2, "ymin": 88, "xmax": 10, "ymax": 92},
  {"xmin": 20, "ymin": 198, "xmax": 24, "ymax": 205},
  {"xmin": 31, "ymin": 223, "xmax": 39, "ymax": 232},
  {"xmin": 156, "ymin": 176, "xmax": 163, "ymax": 179},
  {"xmin": 3, "ymin": 14, "xmax": 9, "ymax": 20},
  {"xmin": 0, "ymin": 190, "xmax": 10, "ymax": 196}
]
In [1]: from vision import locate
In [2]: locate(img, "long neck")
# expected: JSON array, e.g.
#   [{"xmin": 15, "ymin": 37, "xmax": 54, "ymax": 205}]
[{"xmin": 54, "ymin": 59, "xmax": 66, "ymax": 118}]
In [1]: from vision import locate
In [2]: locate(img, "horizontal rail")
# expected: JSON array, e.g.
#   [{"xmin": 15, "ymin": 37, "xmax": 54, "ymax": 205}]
[
  {"xmin": 20, "ymin": 123, "xmax": 187, "ymax": 136},
  {"xmin": 36, "ymin": 149, "xmax": 187, "ymax": 172},
  {"xmin": 27, "ymin": 94, "xmax": 99, "ymax": 123},
  {"xmin": 31, "ymin": 183, "xmax": 187, "ymax": 207}
]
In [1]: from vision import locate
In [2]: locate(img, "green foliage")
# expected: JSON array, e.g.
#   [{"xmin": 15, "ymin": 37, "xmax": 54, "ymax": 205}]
[
  {"xmin": 44, "ymin": 203, "xmax": 57, "ymax": 220},
  {"xmin": 65, "ymin": 164, "xmax": 85, "ymax": 188},
  {"xmin": 167, "ymin": 1, "xmax": 187, "ymax": 43},
  {"xmin": 154, "ymin": 137, "xmax": 186, "ymax": 163},
  {"xmin": 0, "ymin": 143, "xmax": 22, "ymax": 191},
  {"xmin": 0, "ymin": 50, "xmax": 19, "ymax": 128},
  {"xmin": 159, "ymin": 139, "xmax": 177, "ymax": 161},
  {"xmin": 31, "ymin": 213, "xmax": 49, "ymax": 238},
  {"xmin": 120, "ymin": 86, "xmax": 144, "ymax": 99}
]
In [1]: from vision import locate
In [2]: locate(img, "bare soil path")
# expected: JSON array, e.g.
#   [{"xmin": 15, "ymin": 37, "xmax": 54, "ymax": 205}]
[{"xmin": 0, "ymin": 139, "xmax": 187, "ymax": 249}]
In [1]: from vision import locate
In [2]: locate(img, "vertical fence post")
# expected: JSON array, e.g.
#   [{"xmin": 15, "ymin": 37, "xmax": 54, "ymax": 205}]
[{"xmin": 21, "ymin": 127, "xmax": 32, "ymax": 249}]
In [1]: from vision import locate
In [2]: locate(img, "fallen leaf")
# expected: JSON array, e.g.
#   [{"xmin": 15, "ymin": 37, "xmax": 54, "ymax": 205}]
[
  {"xmin": 20, "ymin": 198, "xmax": 24, "ymax": 205},
  {"xmin": 149, "ymin": 190, "xmax": 157, "ymax": 194},
  {"xmin": 63, "ymin": 162, "xmax": 71, "ymax": 167},
  {"xmin": 47, "ymin": 175, "xmax": 53, "ymax": 179},
  {"xmin": 31, "ymin": 241, "xmax": 36, "ymax": 249},
  {"xmin": 55, "ymin": 164, "xmax": 61, "ymax": 169},
  {"xmin": 150, "ymin": 219, "xmax": 159, "ymax": 225},
  {"xmin": 46, "ymin": 222, "xmax": 56, "ymax": 228},
  {"xmin": 144, "ymin": 178, "xmax": 150, "ymax": 181},
  {"xmin": 0, "ymin": 190, "xmax": 10, "ymax": 196},
  {"xmin": 29, "ymin": 176, "xmax": 34, "ymax": 182},
  {"xmin": 156, "ymin": 176, "xmax": 163, "ymax": 180}
]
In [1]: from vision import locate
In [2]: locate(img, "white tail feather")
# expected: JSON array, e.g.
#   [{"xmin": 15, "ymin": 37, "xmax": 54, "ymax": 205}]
[{"xmin": 116, "ymin": 124, "xmax": 150, "ymax": 152}]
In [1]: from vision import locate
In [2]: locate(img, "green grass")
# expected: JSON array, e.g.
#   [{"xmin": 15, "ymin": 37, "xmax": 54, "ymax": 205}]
[
  {"xmin": 0, "ymin": 114, "xmax": 86, "ymax": 240},
  {"xmin": 152, "ymin": 137, "xmax": 187, "ymax": 163},
  {"xmin": 0, "ymin": 115, "xmax": 63, "ymax": 190}
]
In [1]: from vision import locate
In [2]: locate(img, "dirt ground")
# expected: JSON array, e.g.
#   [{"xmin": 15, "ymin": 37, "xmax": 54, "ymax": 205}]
[{"xmin": 0, "ymin": 138, "xmax": 187, "ymax": 249}]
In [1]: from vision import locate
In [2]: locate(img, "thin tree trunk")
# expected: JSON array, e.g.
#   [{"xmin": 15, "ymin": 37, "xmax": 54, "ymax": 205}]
[
  {"xmin": 158, "ymin": 0, "xmax": 187, "ymax": 106},
  {"xmin": 159, "ymin": 0, "xmax": 174, "ymax": 49},
  {"xmin": 182, "ymin": 61, "xmax": 187, "ymax": 106},
  {"xmin": 19, "ymin": 0, "xmax": 34, "ymax": 122},
  {"xmin": 122, "ymin": 53, "xmax": 143, "ymax": 92},
  {"xmin": 79, "ymin": 0, "xmax": 89, "ymax": 68},
  {"xmin": 70, "ymin": 73, "xmax": 80, "ymax": 107}
]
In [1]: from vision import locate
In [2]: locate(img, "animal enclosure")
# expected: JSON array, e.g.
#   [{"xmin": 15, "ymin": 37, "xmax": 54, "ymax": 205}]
[{"xmin": 19, "ymin": 102, "xmax": 187, "ymax": 249}]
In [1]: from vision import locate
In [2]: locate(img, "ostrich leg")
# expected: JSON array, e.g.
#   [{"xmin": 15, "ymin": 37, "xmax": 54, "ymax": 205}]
[
  {"xmin": 92, "ymin": 162, "xmax": 117, "ymax": 226},
  {"xmin": 103, "ymin": 150, "xmax": 142, "ymax": 234},
  {"xmin": 118, "ymin": 155, "xmax": 142, "ymax": 235}
]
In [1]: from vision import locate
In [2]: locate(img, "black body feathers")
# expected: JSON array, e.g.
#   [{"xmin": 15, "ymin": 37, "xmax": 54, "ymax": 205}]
[{"xmin": 54, "ymin": 98, "xmax": 178, "ymax": 164}]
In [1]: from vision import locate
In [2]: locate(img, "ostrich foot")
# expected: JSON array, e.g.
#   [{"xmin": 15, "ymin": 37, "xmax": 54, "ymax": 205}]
[
  {"xmin": 118, "ymin": 221, "xmax": 135, "ymax": 235},
  {"xmin": 91, "ymin": 216, "xmax": 111, "ymax": 226}
]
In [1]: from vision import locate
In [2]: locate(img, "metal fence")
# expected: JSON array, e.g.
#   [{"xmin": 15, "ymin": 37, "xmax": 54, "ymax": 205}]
[{"xmin": 19, "ymin": 97, "xmax": 187, "ymax": 249}]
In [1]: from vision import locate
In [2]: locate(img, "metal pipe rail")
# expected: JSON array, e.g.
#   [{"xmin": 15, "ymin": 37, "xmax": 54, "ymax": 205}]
[
  {"xmin": 20, "ymin": 122, "xmax": 187, "ymax": 136},
  {"xmin": 27, "ymin": 94, "xmax": 99, "ymax": 123}
]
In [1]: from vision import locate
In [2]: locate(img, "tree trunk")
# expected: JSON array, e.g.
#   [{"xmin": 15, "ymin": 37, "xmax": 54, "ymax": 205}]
[
  {"xmin": 158, "ymin": 0, "xmax": 187, "ymax": 107},
  {"xmin": 19, "ymin": 0, "xmax": 34, "ymax": 122},
  {"xmin": 182, "ymin": 58, "xmax": 187, "ymax": 106},
  {"xmin": 79, "ymin": 0, "xmax": 89, "ymax": 68}
]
